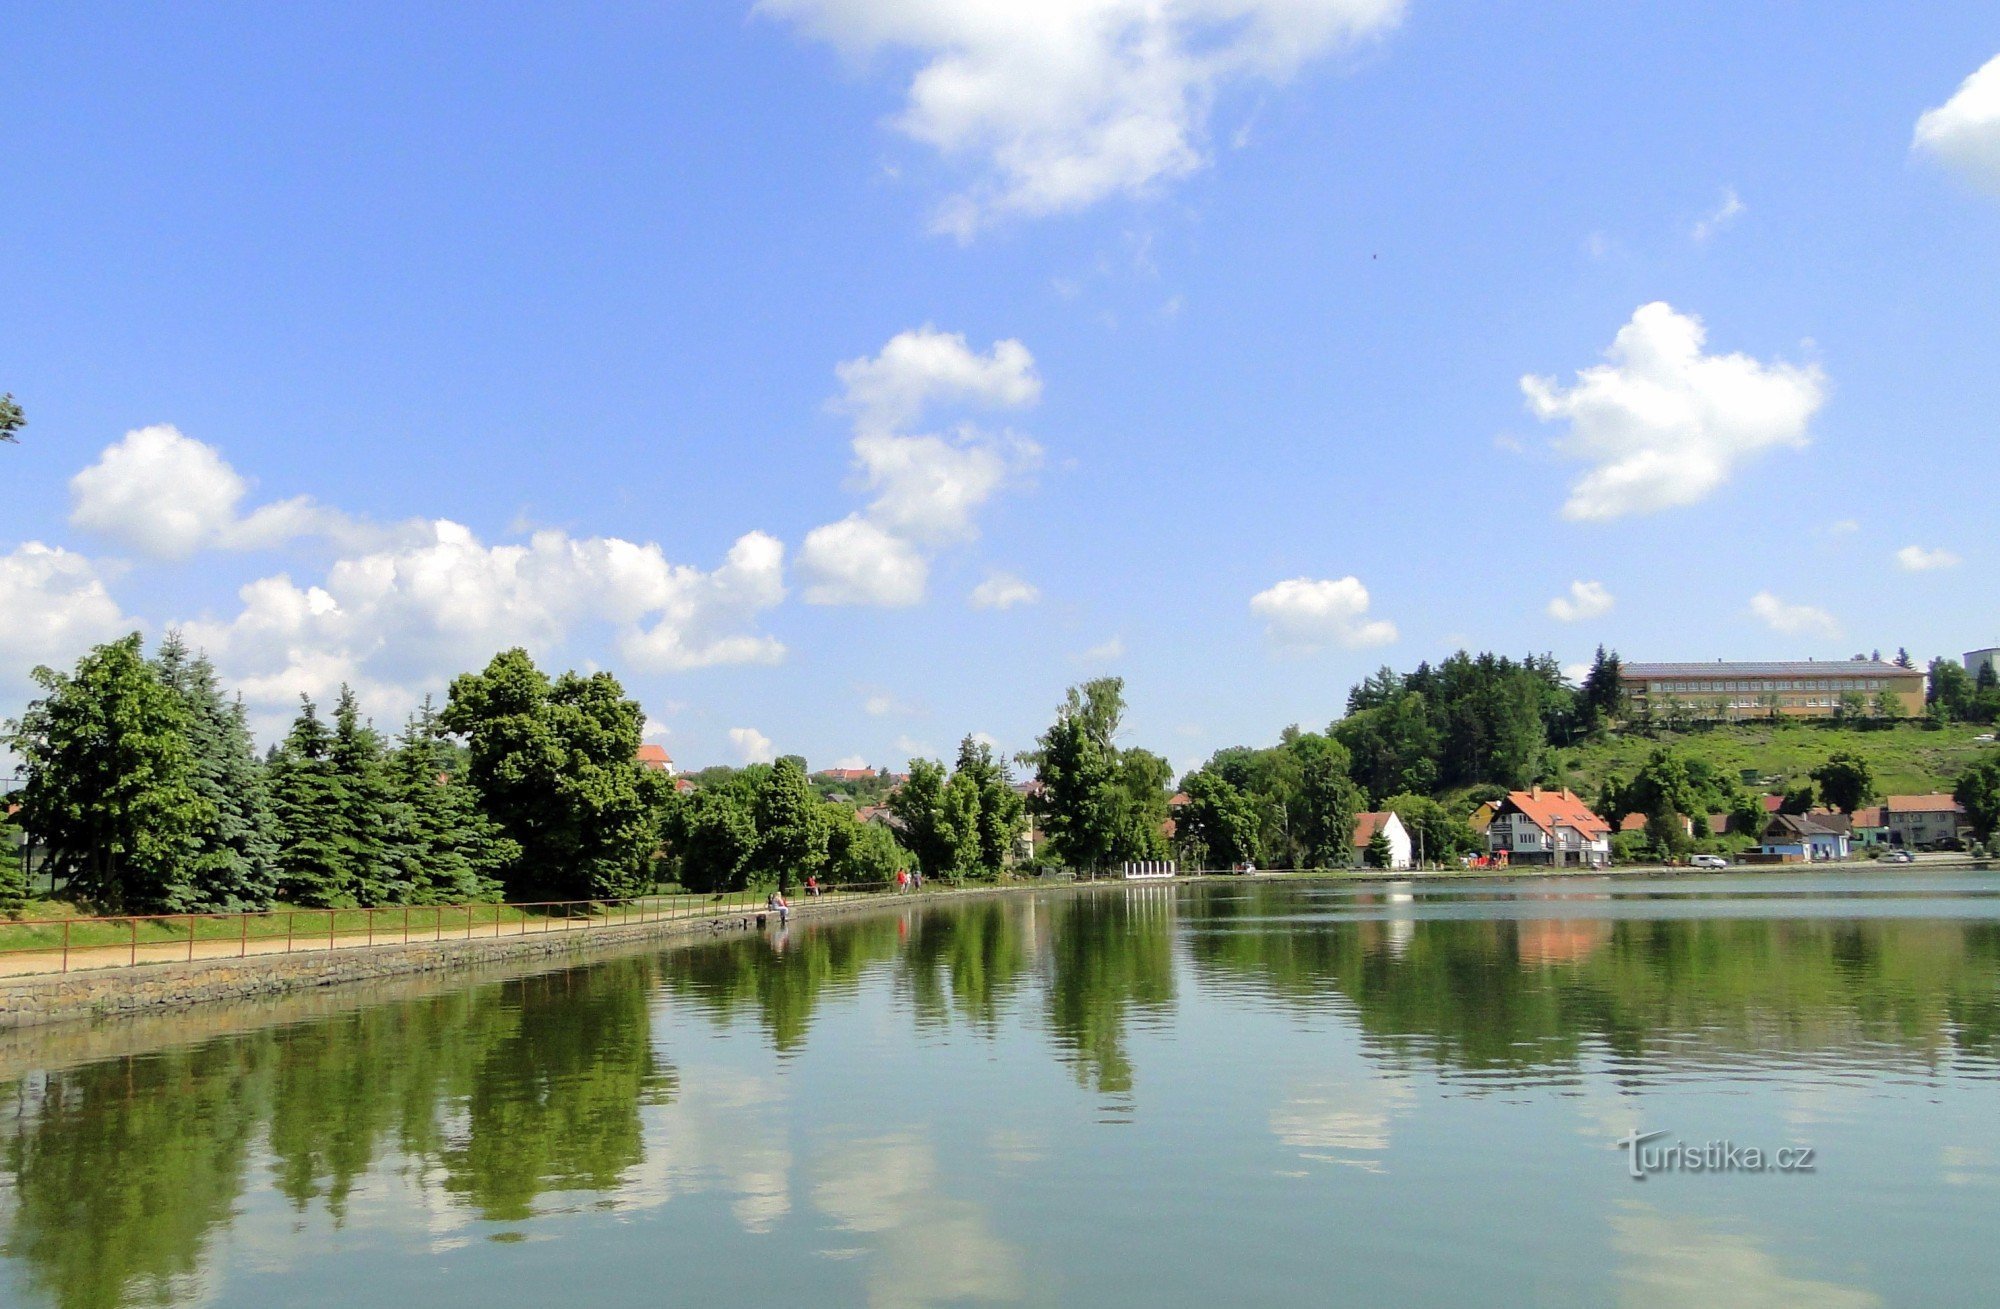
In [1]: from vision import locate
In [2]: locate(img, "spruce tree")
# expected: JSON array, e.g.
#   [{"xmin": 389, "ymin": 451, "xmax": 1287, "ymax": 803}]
[
  {"xmin": 387, "ymin": 700, "xmax": 512, "ymax": 904},
  {"xmin": 330, "ymin": 686, "xmax": 400, "ymax": 904},
  {"xmin": 153, "ymin": 634, "xmax": 280, "ymax": 910},
  {"xmin": 268, "ymin": 697, "xmax": 351, "ymax": 906}
]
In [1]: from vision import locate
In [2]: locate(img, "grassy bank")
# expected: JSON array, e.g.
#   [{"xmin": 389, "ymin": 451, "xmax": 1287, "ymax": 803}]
[{"xmin": 1541, "ymin": 721, "xmax": 1997, "ymax": 801}]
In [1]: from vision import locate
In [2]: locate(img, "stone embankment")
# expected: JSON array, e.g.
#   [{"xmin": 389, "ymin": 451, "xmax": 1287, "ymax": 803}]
[{"xmin": 0, "ymin": 894, "xmax": 907, "ymax": 1032}]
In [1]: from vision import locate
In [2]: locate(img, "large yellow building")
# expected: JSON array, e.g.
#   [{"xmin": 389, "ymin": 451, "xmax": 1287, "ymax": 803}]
[{"xmin": 1621, "ymin": 660, "xmax": 1925, "ymax": 720}]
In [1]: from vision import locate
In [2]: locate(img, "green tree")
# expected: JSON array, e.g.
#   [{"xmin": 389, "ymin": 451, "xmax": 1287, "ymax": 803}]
[
  {"xmin": 671, "ymin": 785, "xmax": 758, "ymax": 893},
  {"xmin": 1363, "ymin": 827, "xmax": 1392, "ymax": 868},
  {"xmin": 268, "ymin": 697, "xmax": 353, "ymax": 906},
  {"xmin": 1029, "ymin": 679, "xmax": 1125, "ymax": 871},
  {"xmin": 1953, "ymin": 755, "xmax": 2000, "ymax": 844},
  {"xmin": 0, "ymin": 808, "xmax": 28, "ymax": 914},
  {"xmin": 749, "ymin": 756, "xmax": 827, "ymax": 891},
  {"xmin": 330, "ymin": 686, "xmax": 404, "ymax": 904},
  {"xmin": 5, "ymin": 635, "xmax": 208, "ymax": 911},
  {"xmin": 1645, "ymin": 807, "xmax": 1694, "ymax": 861},
  {"xmin": 153, "ymin": 634, "xmax": 280, "ymax": 909},
  {"xmin": 1173, "ymin": 771, "xmax": 1262, "ymax": 869},
  {"xmin": 824, "ymin": 810, "xmax": 909, "ymax": 885},
  {"xmin": 386, "ymin": 700, "xmax": 514, "ymax": 903},
  {"xmin": 1622, "ymin": 747, "xmax": 1702, "ymax": 824},
  {"xmin": 1778, "ymin": 779, "xmax": 1818, "ymax": 815},
  {"xmin": 954, "ymin": 735, "xmax": 1025, "ymax": 871},
  {"xmin": 887, "ymin": 757, "xmax": 955, "ymax": 878},
  {"xmin": 442, "ymin": 649, "xmax": 661, "ymax": 901},
  {"xmin": 1578, "ymin": 645, "xmax": 1626, "ymax": 733},
  {"xmin": 1288, "ymin": 733, "xmax": 1362, "ymax": 868},
  {"xmin": 1810, "ymin": 750, "xmax": 1876, "ymax": 815},
  {"xmin": 0, "ymin": 392, "xmax": 22, "ymax": 443},
  {"xmin": 937, "ymin": 769, "xmax": 986, "ymax": 877},
  {"xmin": 1835, "ymin": 690, "xmax": 1869, "ymax": 722}
]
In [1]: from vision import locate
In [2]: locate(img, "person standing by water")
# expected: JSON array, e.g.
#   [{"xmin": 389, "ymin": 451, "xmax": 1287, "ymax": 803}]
[
  {"xmin": 805, "ymin": 874, "xmax": 820, "ymax": 898},
  {"xmin": 896, "ymin": 869, "xmax": 908, "ymax": 893}
]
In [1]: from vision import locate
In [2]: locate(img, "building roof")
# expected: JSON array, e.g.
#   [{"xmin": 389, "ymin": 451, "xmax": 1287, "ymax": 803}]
[
  {"xmin": 815, "ymin": 767, "xmax": 877, "ymax": 782},
  {"xmin": 635, "ymin": 743, "xmax": 674, "ymax": 770},
  {"xmin": 1851, "ymin": 806, "xmax": 1885, "ymax": 828},
  {"xmin": 1885, "ymin": 793, "xmax": 1963, "ymax": 814},
  {"xmin": 1622, "ymin": 660, "xmax": 1913, "ymax": 679},
  {"xmin": 1500, "ymin": 788, "xmax": 1611, "ymax": 839},
  {"xmin": 1764, "ymin": 812, "xmax": 1847, "ymax": 839},
  {"xmin": 1351, "ymin": 811, "xmax": 1401, "ymax": 848}
]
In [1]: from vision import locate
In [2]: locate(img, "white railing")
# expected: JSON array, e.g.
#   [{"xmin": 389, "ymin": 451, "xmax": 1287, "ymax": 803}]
[{"xmin": 1122, "ymin": 861, "xmax": 1177, "ymax": 881}]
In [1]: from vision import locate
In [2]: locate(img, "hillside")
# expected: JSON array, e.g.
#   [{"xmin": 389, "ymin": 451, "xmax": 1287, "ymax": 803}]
[{"xmin": 1543, "ymin": 721, "xmax": 1998, "ymax": 805}]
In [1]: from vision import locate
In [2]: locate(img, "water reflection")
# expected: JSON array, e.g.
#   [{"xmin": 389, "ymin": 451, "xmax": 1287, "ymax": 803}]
[{"xmin": 0, "ymin": 877, "xmax": 1994, "ymax": 1307}]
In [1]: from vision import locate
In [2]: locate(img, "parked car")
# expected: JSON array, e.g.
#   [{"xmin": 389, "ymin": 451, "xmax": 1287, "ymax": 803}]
[
  {"xmin": 1689, "ymin": 854, "xmax": 1729, "ymax": 869},
  {"xmin": 1884, "ymin": 849, "xmax": 1915, "ymax": 864}
]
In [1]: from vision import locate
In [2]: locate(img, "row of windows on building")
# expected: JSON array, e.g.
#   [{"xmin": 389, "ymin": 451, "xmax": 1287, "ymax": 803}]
[{"xmin": 1644, "ymin": 678, "xmax": 1891, "ymax": 694}]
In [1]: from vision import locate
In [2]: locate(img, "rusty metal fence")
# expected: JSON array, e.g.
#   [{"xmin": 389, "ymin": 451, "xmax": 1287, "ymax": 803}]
[{"xmin": 0, "ymin": 885, "xmax": 897, "ymax": 979}]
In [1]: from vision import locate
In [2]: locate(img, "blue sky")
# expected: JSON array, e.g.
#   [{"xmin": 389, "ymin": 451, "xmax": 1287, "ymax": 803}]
[{"xmin": 3, "ymin": 2, "xmax": 1997, "ymax": 774}]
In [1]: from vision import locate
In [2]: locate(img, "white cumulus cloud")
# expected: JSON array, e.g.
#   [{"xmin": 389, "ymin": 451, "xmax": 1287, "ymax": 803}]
[
  {"xmin": 1075, "ymin": 636, "xmax": 1126, "ymax": 663},
  {"xmin": 1547, "ymin": 580, "xmax": 1615, "ymax": 623},
  {"xmin": 801, "ymin": 330, "xmax": 1042, "ymax": 607},
  {"xmin": 1523, "ymin": 302, "xmax": 1825, "ymax": 522},
  {"xmin": 968, "ymin": 571, "xmax": 1039, "ymax": 609},
  {"xmin": 1895, "ymin": 544, "xmax": 1961, "ymax": 572},
  {"xmin": 1914, "ymin": 54, "xmax": 2000, "ymax": 194},
  {"xmin": 1748, "ymin": 591, "xmax": 1840, "ymax": 641},
  {"xmin": 763, "ymin": 0, "xmax": 1405, "ymax": 238},
  {"xmin": 68, "ymin": 425, "xmax": 407, "ymax": 559},
  {"xmin": 1251, "ymin": 576, "xmax": 1396, "ymax": 654},
  {"xmin": 835, "ymin": 327, "xmax": 1040, "ymax": 433},
  {"xmin": 730, "ymin": 726, "xmax": 777, "ymax": 765},
  {"xmin": 0, "ymin": 544, "xmax": 140, "ymax": 684},
  {"xmin": 183, "ymin": 521, "xmax": 787, "ymax": 717},
  {"xmin": 799, "ymin": 515, "xmax": 929, "ymax": 606}
]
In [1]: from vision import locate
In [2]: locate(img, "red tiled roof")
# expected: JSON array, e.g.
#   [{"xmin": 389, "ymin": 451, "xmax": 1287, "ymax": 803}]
[
  {"xmin": 636, "ymin": 744, "xmax": 674, "ymax": 770},
  {"xmin": 816, "ymin": 767, "xmax": 876, "ymax": 781},
  {"xmin": 1502, "ymin": 788, "xmax": 1611, "ymax": 840},
  {"xmin": 1885, "ymin": 793, "xmax": 1962, "ymax": 814},
  {"xmin": 1851, "ymin": 806, "xmax": 1885, "ymax": 827}
]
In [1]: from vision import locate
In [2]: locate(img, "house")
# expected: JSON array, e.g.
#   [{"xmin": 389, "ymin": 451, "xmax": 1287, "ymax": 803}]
[
  {"xmin": 1485, "ymin": 788, "xmax": 1612, "ymax": 868},
  {"xmin": 1850, "ymin": 805, "xmax": 1887, "ymax": 848},
  {"xmin": 1467, "ymin": 800, "xmax": 1500, "ymax": 835},
  {"xmin": 816, "ymin": 767, "xmax": 878, "ymax": 784},
  {"xmin": 635, "ymin": 744, "xmax": 675, "ymax": 773},
  {"xmin": 1620, "ymin": 660, "xmax": 1925, "ymax": 720},
  {"xmin": 1759, "ymin": 813, "xmax": 1850, "ymax": 861},
  {"xmin": 1883, "ymin": 794, "xmax": 1968, "ymax": 849},
  {"xmin": 1352, "ymin": 811, "xmax": 1414, "ymax": 870}
]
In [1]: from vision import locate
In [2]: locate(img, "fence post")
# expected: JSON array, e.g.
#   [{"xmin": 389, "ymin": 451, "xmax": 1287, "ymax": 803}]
[
  {"xmin": 61, "ymin": 919, "xmax": 70, "ymax": 974},
  {"xmin": 329, "ymin": 909, "xmax": 336, "ymax": 953},
  {"xmin": 404, "ymin": 904, "xmax": 410, "ymax": 945},
  {"xmin": 286, "ymin": 911, "xmax": 294, "ymax": 955},
  {"xmin": 367, "ymin": 907, "xmax": 374, "ymax": 947},
  {"xmin": 241, "ymin": 912, "xmax": 249, "ymax": 958}
]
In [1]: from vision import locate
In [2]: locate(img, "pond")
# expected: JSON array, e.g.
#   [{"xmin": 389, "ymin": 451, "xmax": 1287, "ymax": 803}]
[{"xmin": 2, "ymin": 872, "xmax": 1998, "ymax": 1307}]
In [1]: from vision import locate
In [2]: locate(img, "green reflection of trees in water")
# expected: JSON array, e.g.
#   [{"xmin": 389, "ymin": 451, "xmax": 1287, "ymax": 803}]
[
  {"xmin": 660, "ymin": 916, "xmax": 905, "ymax": 1052},
  {"xmin": 898, "ymin": 900, "xmax": 1034, "ymax": 1035},
  {"xmin": 1184, "ymin": 884, "xmax": 2000, "ymax": 1072},
  {"xmin": 1042, "ymin": 890, "xmax": 1177, "ymax": 1095},
  {"xmin": 3, "ymin": 1042, "xmax": 266, "ymax": 1309},
  {"xmin": 1, "ymin": 956, "xmax": 674, "ymax": 1309}
]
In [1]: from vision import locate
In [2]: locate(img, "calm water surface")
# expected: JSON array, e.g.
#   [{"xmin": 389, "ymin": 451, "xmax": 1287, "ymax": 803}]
[{"xmin": 4, "ymin": 873, "xmax": 1998, "ymax": 1307}]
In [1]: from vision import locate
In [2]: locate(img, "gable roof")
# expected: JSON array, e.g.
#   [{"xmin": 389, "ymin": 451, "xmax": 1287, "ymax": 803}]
[
  {"xmin": 1763, "ymin": 812, "xmax": 1846, "ymax": 839},
  {"xmin": 635, "ymin": 743, "xmax": 674, "ymax": 770},
  {"xmin": 1850, "ymin": 805, "xmax": 1885, "ymax": 828},
  {"xmin": 1885, "ymin": 793, "xmax": 1962, "ymax": 814},
  {"xmin": 1351, "ymin": 811, "xmax": 1402, "ymax": 849},
  {"xmin": 1499, "ymin": 788, "xmax": 1611, "ymax": 839}
]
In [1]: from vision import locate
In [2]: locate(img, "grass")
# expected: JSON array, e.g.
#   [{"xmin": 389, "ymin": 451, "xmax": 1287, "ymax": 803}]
[
  {"xmin": 0, "ymin": 888, "xmax": 788, "ymax": 959},
  {"xmin": 1539, "ymin": 720, "xmax": 1999, "ymax": 805}
]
